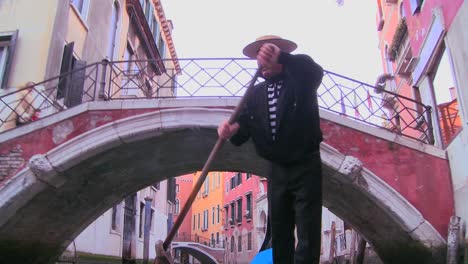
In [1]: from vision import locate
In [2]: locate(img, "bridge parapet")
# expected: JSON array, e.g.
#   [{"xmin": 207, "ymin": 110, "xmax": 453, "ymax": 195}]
[
  {"xmin": 0, "ymin": 58, "xmax": 434, "ymax": 143},
  {"xmin": 174, "ymin": 233, "xmax": 225, "ymax": 249}
]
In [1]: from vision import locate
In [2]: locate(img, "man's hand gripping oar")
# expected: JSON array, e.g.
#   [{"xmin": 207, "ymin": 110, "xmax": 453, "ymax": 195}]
[{"xmin": 153, "ymin": 68, "xmax": 261, "ymax": 264}]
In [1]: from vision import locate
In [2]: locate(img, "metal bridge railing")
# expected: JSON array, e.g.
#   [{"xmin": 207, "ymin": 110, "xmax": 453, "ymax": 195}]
[
  {"xmin": 0, "ymin": 58, "xmax": 435, "ymax": 144},
  {"xmin": 174, "ymin": 233, "xmax": 225, "ymax": 249}
]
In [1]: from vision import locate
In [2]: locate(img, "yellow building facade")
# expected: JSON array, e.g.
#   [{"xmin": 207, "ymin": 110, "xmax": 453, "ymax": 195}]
[
  {"xmin": 191, "ymin": 171, "xmax": 225, "ymax": 248},
  {"xmin": 0, "ymin": 0, "xmax": 179, "ymax": 133}
]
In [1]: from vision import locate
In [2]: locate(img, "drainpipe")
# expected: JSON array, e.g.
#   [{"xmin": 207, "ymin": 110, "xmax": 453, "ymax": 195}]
[
  {"xmin": 99, "ymin": 59, "xmax": 109, "ymax": 100},
  {"xmin": 425, "ymin": 105, "xmax": 435, "ymax": 145},
  {"xmin": 143, "ymin": 197, "xmax": 153, "ymax": 264},
  {"xmin": 447, "ymin": 216, "xmax": 461, "ymax": 264}
]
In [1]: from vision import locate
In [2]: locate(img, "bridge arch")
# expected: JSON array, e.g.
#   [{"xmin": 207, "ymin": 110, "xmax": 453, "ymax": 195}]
[
  {"xmin": 0, "ymin": 107, "xmax": 445, "ymax": 263},
  {"xmin": 171, "ymin": 242, "xmax": 220, "ymax": 264}
]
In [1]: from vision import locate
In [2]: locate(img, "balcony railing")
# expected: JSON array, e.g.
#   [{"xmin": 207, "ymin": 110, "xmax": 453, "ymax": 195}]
[
  {"xmin": 0, "ymin": 58, "xmax": 434, "ymax": 144},
  {"xmin": 438, "ymin": 99, "xmax": 462, "ymax": 147}
]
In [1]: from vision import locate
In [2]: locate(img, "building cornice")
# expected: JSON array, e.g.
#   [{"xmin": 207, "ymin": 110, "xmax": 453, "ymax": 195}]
[
  {"xmin": 126, "ymin": 0, "xmax": 165, "ymax": 73},
  {"xmin": 153, "ymin": 0, "xmax": 181, "ymax": 74}
]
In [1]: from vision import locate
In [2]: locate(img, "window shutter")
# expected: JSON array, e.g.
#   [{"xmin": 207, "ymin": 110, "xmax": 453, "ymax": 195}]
[
  {"xmin": 58, "ymin": 42, "xmax": 75, "ymax": 99},
  {"xmin": 1, "ymin": 30, "xmax": 19, "ymax": 88},
  {"xmin": 65, "ymin": 59, "xmax": 86, "ymax": 107}
]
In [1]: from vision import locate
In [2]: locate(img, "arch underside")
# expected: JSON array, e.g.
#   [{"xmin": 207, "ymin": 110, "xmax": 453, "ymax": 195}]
[
  {"xmin": 0, "ymin": 109, "xmax": 445, "ymax": 264},
  {"xmin": 172, "ymin": 244, "xmax": 219, "ymax": 264}
]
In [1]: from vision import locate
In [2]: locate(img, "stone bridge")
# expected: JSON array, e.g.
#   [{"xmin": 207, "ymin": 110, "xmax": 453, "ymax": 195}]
[
  {"xmin": 0, "ymin": 58, "xmax": 453, "ymax": 263},
  {"xmin": 172, "ymin": 241, "xmax": 224, "ymax": 264},
  {"xmin": 0, "ymin": 98, "xmax": 452, "ymax": 264}
]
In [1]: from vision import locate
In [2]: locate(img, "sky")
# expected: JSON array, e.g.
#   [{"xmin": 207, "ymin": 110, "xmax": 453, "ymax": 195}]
[{"xmin": 162, "ymin": 0, "xmax": 384, "ymax": 84}]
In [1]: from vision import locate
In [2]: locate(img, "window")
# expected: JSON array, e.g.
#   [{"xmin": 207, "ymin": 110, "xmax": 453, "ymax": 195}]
[
  {"xmin": 216, "ymin": 232, "xmax": 219, "ymax": 244},
  {"xmin": 246, "ymin": 173, "xmax": 252, "ymax": 180},
  {"xmin": 71, "ymin": 0, "xmax": 90, "ymax": 20},
  {"xmin": 111, "ymin": 205, "xmax": 118, "ymax": 230},
  {"xmin": 217, "ymin": 205, "xmax": 220, "ymax": 223},
  {"xmin": 202, "ymin": 210, "xmax": 208, "ymax": 230},
  {"xmin": 409, "ymin": 0, "xmax": 424, "ymax": 14},
  {"xmin": 139, "ymin": 202, "xmax": 144, "ymax": 238},
  {"xmin": 152, "ymin": 17, "xmax": 160, "ymax": 45},
  {"xmin": 238, "ymin": 235, "xmax": 242, "ymax": 252},
  {"xmin": 157, "ymin": 33, "xmax": 166, "ymax": 59},
  {"xmin": 193, "ymin": 215, "xmax": 196, "ymax": 230},
  {"xmin": 230, "ymin": 177, "xmax": 235, "ymax": 190},
  {"xmin": 237, "ymin": 199, "xmax": 242, "ymax": 223},
  {"xmin": 212, "ymin": 207, "xmax": 215, "ymax": 225},
  {"xmin": 245, "ymin": 193, "xmax": 252, "ymax": 220},
  {"xmin": 230, "ymin": 203, "xmax": 235, "ymax": 224},
  {"xmin": 175, "ymin": 199, "xmax": 180, "ymax": 214},
  {"xmin": 224, "ymin": 205, "xmax": 229, "ymax": 227},
  {"xmin": 230, "ymin": 236, "xmax": 235, "ymax": 252},
  {"xmin": 198, "ymin": 213, "xmax": 200, "ymax": 230},
  {"xmin": 247, "ymin": 232, "xmax": 252, "ymax": 250},
  {"xmin": 203, "ymin": 176, "xmax": 209, "ymax": 196},
  {"xmin": 0, "ymin": 30, "xmax": 18, "ymax": 88},
  {"xmin": 211, "ymin": 233, "xmax": 215, "ymax": 246},
  {"xmin": 150, "ymin": 209, "xmax": 154, "ymax": 232},
  {"xmin": 230, "ymin": 173, "xmax": 243, "ymax": 189}
]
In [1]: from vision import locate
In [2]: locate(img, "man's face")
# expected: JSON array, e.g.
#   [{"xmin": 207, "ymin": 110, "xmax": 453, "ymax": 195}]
[{"xmin": 258, "ymin": 61, "xmax": 283, "ymax": 79}]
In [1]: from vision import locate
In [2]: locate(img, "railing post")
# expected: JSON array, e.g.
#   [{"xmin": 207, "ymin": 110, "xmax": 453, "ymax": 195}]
[
  {"xmin": 99, "ymin": 59, "xmax": 109, "ymax": 100},
  {"xmin": 425, "ymin": 105, "xmax": 435, "ymax": 145}
]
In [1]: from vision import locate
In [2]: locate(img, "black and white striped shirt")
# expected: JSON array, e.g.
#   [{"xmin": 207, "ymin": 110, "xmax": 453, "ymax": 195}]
[{"xmin": 267, "ymin": 80, "xmax": 283, "ymax": 141}]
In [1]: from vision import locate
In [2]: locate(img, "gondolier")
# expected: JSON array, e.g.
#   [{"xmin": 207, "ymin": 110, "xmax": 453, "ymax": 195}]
[{"xmin": 218, "ymin": 35, "xmax": 324, "ymax": 263}]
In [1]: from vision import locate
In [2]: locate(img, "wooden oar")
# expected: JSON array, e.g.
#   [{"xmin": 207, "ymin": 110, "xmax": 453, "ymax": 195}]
[{"xmin": 154, "ymin": 68, "xmax": 261, "ymax": 264}]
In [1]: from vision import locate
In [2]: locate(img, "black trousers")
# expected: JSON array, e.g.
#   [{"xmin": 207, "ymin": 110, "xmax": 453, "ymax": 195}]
[{"xmin": 267, "ymin": 152, "xmax": 323, "ymax": 264}]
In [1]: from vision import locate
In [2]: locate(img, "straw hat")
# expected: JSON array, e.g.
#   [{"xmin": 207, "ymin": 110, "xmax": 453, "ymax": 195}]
[{"xmin": 243, "ymin": 35, "xmax": 297, "ymax": 58}]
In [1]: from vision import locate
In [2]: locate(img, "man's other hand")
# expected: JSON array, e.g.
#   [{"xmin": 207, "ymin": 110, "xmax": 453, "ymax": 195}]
[{"xmin": 217, "ymin": 120, "xmax": 240, "ymax": 140}]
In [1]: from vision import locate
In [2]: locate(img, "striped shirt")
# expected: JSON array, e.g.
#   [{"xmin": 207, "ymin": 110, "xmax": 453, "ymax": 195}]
[{"xmin": 267, "ymin": 80, "xmax": 283, "ymax": 141}]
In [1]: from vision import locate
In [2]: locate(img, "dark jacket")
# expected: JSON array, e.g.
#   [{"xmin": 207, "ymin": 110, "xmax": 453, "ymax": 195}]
[{"xmin": 230, "ymin": 52, "xmax": 324, "ymax": 165}]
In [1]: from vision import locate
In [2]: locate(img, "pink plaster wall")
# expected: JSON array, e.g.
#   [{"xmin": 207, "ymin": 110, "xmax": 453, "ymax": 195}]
[
  {"xmin": 0, "ymin": 108, "xmax": 454, "ymax": 238},
  {"xmin": 321, "ymin": 119, "xmax": 453, "ymax": 238},
  {"xmin": 405, "ymin": 0, "xmax": 464, "ymax": 53}
]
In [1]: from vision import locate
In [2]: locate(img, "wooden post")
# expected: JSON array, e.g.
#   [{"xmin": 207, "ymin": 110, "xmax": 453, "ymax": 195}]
[
  {"xmin": 349, "ymin": 230, "xmax": 357, "ymax": 264},
  {"xmin": 356, "ymin": 235, "xmax": 366, "ymax": 264},
  {"xmin": 447, "ymin": 216, "xmax": 461, "ymax": 264},
  {"xmin": 328, "ymin": 221, "xmax": 336, "ymax": 263}
]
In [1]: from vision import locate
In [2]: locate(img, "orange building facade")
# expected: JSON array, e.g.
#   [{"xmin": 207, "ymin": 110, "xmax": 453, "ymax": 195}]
[{"xmin": 191, "ymin": 171, "xmax": 226, "ymax": 248}]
